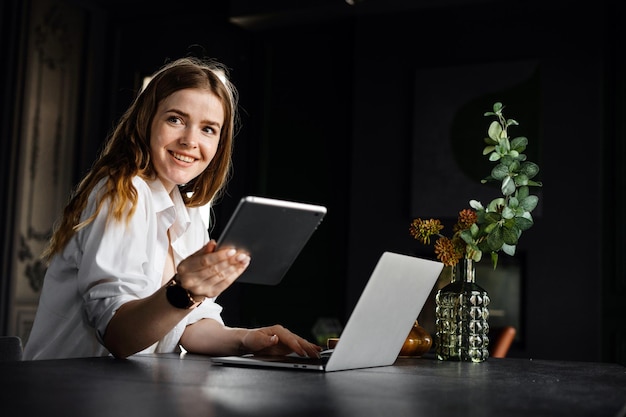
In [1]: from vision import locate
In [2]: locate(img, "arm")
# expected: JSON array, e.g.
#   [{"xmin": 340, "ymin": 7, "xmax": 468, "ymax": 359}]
[
  {"xmin": 102, "ymin": 286, "xmax": 189, "ymax": 358},
  {"xmin": 103, "ymin": 241, "xmax": 250, "ymax": 358},
  {"xmin": 180, "ymin": 318, "xmax": 323, "ymax": 358}
]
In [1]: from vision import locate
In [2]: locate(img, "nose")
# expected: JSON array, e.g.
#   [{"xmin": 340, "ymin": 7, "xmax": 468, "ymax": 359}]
[{"xmin": 179, "ymin": 128, "xmax": 199, "ymax": 148}]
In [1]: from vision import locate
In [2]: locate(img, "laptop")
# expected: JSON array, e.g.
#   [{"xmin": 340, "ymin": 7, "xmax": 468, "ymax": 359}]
[{"xmin": 210, "ymin": 251, "xmax": 443, "ymax": 372}]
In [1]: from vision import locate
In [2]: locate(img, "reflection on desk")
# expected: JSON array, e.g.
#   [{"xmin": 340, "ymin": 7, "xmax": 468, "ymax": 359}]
[{"xmin": 1, "ymin": 353, "xmax": 625, "ymax": 417}]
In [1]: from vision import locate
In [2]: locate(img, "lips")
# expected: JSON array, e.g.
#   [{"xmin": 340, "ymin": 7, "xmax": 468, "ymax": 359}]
[{"xmin": 171, "ymin": 151, "xmax": 195, "ymax": 163}]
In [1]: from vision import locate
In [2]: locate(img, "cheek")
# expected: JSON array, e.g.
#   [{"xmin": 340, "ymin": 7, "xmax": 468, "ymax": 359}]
[{"xmin": 203, "ymin": 141, "xmax": 220, "ymax": 161}]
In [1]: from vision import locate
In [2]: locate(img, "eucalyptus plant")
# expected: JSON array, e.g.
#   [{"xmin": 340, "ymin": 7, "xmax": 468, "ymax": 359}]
[{"xmin": 410, "ymin": 102, "xmax": 542, "ymax": 269}]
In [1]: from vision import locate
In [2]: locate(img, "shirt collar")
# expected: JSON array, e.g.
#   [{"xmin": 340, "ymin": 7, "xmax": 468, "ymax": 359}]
[{"xmin": 146, "ymin": 178, "xmax": 191, "ymax": 242}]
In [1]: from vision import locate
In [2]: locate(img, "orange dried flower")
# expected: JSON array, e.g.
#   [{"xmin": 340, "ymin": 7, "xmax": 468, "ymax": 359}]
[
  {"xmin": 434, "ymin": 236, "xmax": 464, "ymax": 267},
  {"xmin": 409, "ymin": 218, "xmax": 444, "ymax": 245},
  {"xmin": 454, "ymin": 209, "xmax": 477, "ymax": 232}
]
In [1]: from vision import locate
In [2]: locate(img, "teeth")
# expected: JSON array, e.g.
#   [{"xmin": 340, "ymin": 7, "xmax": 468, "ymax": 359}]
[{"xmin": 172, "ymin": 152, "xmax": 194, "ymax": 163}]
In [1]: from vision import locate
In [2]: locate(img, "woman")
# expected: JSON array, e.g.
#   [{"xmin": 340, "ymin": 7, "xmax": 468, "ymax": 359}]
[{"xmin": 23, "ymin": 57, "xmax": 322, "ymax": 360}]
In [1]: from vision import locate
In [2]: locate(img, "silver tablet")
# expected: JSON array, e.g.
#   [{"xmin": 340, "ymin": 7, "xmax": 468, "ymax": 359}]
[{"xmin": 216, "ymin": 196, "xmax": 327, "ymax": 285}]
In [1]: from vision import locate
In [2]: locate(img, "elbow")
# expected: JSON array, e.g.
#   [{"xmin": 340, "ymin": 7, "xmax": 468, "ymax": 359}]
[
  {"xmin": 103, "ymin": 338, "xmax": 134, "ymax": 359},
  {"xmin": 108, "ymin": 348, "xmax": 132, "ymax": 359},
  {"xmin": 102, "ymin": 329, "xmax": 138, "ymax": 359}
]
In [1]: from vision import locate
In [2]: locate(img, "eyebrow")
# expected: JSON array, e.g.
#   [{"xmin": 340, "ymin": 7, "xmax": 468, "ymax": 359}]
[{"xmin": 166, "ymin": 108, "xmax": 222, "ymax": 130}]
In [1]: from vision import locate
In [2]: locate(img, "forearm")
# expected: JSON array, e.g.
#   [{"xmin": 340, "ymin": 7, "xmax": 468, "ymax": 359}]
[
  {"xmin": 180, "ymin": 318, "xmax": 249, "ymax": 356},
  {"xmin": 103, "ymin": 285, "xmax": 190, "ymax": 358}
]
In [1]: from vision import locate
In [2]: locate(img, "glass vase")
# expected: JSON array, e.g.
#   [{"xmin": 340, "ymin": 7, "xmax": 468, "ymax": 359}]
[{"xmin": 435, "ymin": 258, "xmax": 490, "ymax": 362}]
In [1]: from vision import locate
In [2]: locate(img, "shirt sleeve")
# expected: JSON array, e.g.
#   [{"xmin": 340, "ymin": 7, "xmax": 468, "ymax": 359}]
[{"xmin": 76, "ymin": 181, "xmax": 161, "ymax": 343}]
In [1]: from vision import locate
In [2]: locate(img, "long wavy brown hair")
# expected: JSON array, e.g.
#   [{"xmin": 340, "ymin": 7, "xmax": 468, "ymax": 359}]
[{"xmin": 42, "ymin": 57, "xmax": 239, "ymax": 262}]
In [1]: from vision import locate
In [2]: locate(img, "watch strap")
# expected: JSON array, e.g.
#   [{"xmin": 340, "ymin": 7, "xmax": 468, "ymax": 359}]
[{"xmin": 165, "ymin": 276, "xmax": 202, "ymax": 310}]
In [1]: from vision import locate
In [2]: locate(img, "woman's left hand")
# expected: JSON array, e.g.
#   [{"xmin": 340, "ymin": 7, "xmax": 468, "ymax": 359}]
[{"xmin": 241, "ymin": 325, "xmax": 322, "ymax": 358}]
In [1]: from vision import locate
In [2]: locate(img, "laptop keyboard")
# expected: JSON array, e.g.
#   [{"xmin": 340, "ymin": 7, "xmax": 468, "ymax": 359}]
[{"xmin": 250, "ymin": 350, "xmax": 333, "ymax": 365}]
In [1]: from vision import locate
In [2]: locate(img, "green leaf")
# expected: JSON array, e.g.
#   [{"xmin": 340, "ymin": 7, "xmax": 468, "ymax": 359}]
[
  {"xmin": 484, "ymin": 134, "xmax": 498, "ymax": 145},
  {"xmin": 501, "ymin": 176, "xmax": 516, "ymax": 195},
  {"xmin": 469, "ymin": 200, "xmax": 484, "ymax": 210},
  {"xmin": 489, "ymin": 152, "xmax": 501, "ymax": 162},
  {"xmin": 488, "ymin": 121, "xmax": 502, "ymax": 141},
  {"xmin": 514, "ymin": 174, "xmax": 529, "ymax": 186},
  {"xmin": 502, "ymin": 137, "xmax": 511, "ymax": 152},
  {"xmin": 483, "ymin": 145, "xmax": 496, "ymax": 154},
  {"xmin": 484, "ymin": 211, "xmax": 501, "ymax": 223},
  {"xmin": 491, "ymin": 164, "xmax": 509, "ymax": 180},
  {"xmin": 502, "ymin": 243, "xmax": 516, "ymax": 256},
  {"xmin": 503, "ymin": 217, "xmax": 517, "ymax": 229},
  {"xmin": 490, "ymin": 251, "xmax": 499, "ymax": 269},
  {"xmin": 477, "ymin": 238, "xmax": 491, "ymax": 252},
  {"xmin": 487, "ymin": 198, "xmax": 505, "ymax": 211},
  {"xmin": 521, "ymin": 162, "xmax": 540, "ymax": 179},
  {"xmin": 484, "ymin": 222, "xmax": 497, "ymax": 233},
  {"xmin": 460, "ymin": 229, "xmax": 474, "ymax": 244},
  {"xmin": 514, "ymin": 216, "xmax": 534, "ymax": 231},
  {"xmin": 521, "ymin": 211, "xmax": 534, "ymax": 222},
  {"xmin": 502, "ymin": 206, "xmax": 515, "ymax": 219},
  {"xmin": 502, "ymin": 225, "xmax": 519, "ymax": 245},
  {"xmin": 510, "ymin": 136, "xmax": 528, "ymax": 151},
  {"xmin": 487, "ymin": 228, "xmax": 504, "ymax": 251},
  {"xmin": 520, "ymin": 195, "xmax": 539, "ymax": 211},
  {"xmin": 516, "ymin": 185, "xmax": 530, "ymax": 200}
]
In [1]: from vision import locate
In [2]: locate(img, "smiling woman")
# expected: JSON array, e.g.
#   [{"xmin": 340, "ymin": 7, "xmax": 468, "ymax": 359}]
[{"xmin": 22, "ymin": 56, "xmax": 322, "ymax": 361}]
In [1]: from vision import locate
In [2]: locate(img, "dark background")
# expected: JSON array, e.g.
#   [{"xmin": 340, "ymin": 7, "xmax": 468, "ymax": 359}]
[{"xmin": 1, "ymin": 0, "xmax": 624, "ymax": 364}]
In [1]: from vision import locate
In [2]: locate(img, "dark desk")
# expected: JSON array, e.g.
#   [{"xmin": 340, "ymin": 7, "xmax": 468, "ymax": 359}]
[{"xmin": 1, "ymin": 353, "xmax": 625, "ymax": 417}]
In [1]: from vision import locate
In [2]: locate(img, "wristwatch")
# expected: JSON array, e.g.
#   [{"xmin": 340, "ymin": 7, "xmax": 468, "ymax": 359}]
[{"xmin": 165, "ymin": 276, "xmax": 203, "ymax": 309}]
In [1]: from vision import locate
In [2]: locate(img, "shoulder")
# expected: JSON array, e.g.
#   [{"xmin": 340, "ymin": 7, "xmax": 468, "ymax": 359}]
[
  {"xmin": 87, "ymin": 176, "xmax": 151, "ymax": 203},
  {"xmin": 132, "ymin": 176, "xmax": 152, "ymax": 194}
]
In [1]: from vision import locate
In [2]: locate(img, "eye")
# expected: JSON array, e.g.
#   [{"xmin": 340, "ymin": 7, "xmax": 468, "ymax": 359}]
[
  {"xmin": 167, "ymin": 116, "xmax": 183, "ymax": 124},
  {"xmin": 203, "ymin": 125, "xmax": 219, "ymax": 135}
]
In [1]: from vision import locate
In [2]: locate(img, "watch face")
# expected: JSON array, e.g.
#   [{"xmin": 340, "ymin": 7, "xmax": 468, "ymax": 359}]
[{"xmin": 166, "ymin": 282, "xmax": 193, "ymax": 309}]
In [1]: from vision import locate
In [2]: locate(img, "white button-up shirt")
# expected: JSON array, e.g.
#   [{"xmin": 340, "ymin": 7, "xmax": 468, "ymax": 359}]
[{"xmin": 24, "ymin": 177, "xmax": 224, "ymax": 360}]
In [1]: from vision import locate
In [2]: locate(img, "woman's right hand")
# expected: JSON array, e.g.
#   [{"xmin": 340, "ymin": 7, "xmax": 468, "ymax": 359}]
[{"xmin": 174, "ymin": 240, "xmax": 250, "ymax": 299}]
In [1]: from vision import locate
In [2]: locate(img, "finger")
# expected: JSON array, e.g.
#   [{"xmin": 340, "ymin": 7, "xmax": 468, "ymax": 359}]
[
  {"xmin": 179, "ymin": 245, "xmax": 246, "ymax": 277},
  {"xmin": 175, "ymin": 246, "xmax": 250, "ymax": 300},
  {"xmin": 194, "ymin": 254, "xmax": 250, "ymax": 297},
  {"xmin": 205, "ymin": 240, "xmax": 217, "ymax": 252},
  {"xmin": 298, "ymin": 340, "xmax": 323, "ymax": 358},
  {"xmin": 271, "ymin": 326, "xmax": 321, "ymax": 358},
  {"xmin": 190, "ymin": 240, "xmax": 216, "ymax": 257}
]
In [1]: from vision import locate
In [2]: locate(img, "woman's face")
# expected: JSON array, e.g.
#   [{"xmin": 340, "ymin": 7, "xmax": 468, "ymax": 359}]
[{"xmin": 150, "ymin": 88, "xmax": 224, "ymax": 193}]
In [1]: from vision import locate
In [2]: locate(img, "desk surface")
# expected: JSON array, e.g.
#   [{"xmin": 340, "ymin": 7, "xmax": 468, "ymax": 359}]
[{"xmin": 1, "ymin": 353, "xmax": 625, "ymax": 417}]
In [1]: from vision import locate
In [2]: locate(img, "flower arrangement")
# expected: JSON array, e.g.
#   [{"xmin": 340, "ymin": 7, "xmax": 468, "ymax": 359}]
[{"xmin": 409, "ymin": 102, "xmax": 542, "ymax": 268}]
